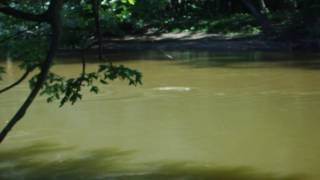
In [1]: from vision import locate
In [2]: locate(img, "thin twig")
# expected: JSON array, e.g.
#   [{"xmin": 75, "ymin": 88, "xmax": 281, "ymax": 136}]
[
  {"xmin": 0, "ymin": 5, "xmax": 48, "ymax": 22},
  {"xmin": 81, "ymin": 48, "xmax": 86, "ymax": 76},
  {"xmin": 0, "ymin": 68, "xmax": 34, "ymax": 94},
  {"xmin": 80, "ymin": 39, "xmax": 100, "ymax": 76}
]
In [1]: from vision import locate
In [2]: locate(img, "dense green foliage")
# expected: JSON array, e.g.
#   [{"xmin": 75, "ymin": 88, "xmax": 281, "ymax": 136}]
[
  {"xmin": 59, "ymin": 0, "xmax": 319, "ymax": 39},
  {"xmin": 31, "ymin": 64, "xmax": 142, "ymax": 107},
  {"xmin": 1, "ymin": 0, "xmax": 319, "ymax": 50}
]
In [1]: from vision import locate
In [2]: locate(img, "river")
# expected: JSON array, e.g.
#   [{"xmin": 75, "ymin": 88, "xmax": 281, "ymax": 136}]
[{"xmin": 1, "ymin": 51, "xmax": 320, "ymax": 179}]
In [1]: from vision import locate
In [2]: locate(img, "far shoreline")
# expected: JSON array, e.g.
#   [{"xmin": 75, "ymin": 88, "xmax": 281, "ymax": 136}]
[{"xmin": 57, "ymin": 32, "xmax": 319, "ymax": 58}]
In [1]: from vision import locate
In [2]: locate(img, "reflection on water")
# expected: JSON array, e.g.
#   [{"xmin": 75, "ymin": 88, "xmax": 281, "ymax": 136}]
[
  {"xmin": 0, "ymin": 143, "xmax": 303, "ymax": 180},
  {"xmin": 1, "ymin": 51, "xmax": 320, "ymax": 179}
]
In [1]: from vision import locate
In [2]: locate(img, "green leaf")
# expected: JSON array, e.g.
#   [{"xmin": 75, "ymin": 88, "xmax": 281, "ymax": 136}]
[
  {"xmin": 47, "ymin": 97, "xmax": 54, "ymax": 103},
  {"xmin": 127, "ymin": 0, "xmax": 135, "ymax": 5},
  {"xmin": 100, "ymin": 79, "xmax": 108, "ymax": 84},
  {"xmin": 90, "ymin": 86, "xmax": 99, "ymax": 94}
]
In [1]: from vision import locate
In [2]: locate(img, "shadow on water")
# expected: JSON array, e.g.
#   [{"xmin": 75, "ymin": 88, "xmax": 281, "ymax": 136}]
[
  {"xmin": 167, "ymin": 51, "xmax": 320, "ymax": 71},
  {"xmin": 0, "ymin": 142, "xmax": 305, "ymax": 180},
  {"xmin": 53, "ymin": 51, "xmax": 320, "ymax": 71},
  {"xmin": 3, "ymin": 51, "xmax": 320, "ymax": 71}
]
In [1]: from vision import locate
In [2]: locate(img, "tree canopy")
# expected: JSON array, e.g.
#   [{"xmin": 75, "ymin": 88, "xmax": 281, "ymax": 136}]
[{"xmin": 0, "ymin": 0, "xmax": 142, "ymax": 143}]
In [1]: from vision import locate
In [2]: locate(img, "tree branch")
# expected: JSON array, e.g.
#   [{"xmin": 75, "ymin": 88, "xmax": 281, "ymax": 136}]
[
  {"xmin": 80, "ymin": 39, "xmax": 101, "ymax": 76},
  {"xmin": 0, "ymin": 68, "xmax": 34, "ymax": 94},
  {"xmin": 91, "ymin": 0, "xmax": 103, "ymax": 60},
  {"xmin": 0, "ymin": 0, "xmax": 63, "ymax": 143},
  {"xmin": 241, "ymin": 0, "xmax": 274, "ymax": 35},
  {"xmin": 0, "ymin": 5, "xmax": 48, "ymax": 22}
]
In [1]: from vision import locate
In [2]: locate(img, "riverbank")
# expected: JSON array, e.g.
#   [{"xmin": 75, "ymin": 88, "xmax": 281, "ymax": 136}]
[{"xmin": 57, "ymin": 32, "xmax": 319, "ymax": 58}]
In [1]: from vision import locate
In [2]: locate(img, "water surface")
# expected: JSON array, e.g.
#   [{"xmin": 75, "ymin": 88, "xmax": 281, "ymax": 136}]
[{"xmin": 1, "ymin": 51, "xmax": 320, "ymax": 179}]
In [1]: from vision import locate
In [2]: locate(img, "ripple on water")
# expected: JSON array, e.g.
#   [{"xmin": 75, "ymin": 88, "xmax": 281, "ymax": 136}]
[
  {"xmin": 86, "ymin": 86, "xmax": 195, "ymax": 103},
  {"xmin": 153, "ymin": 86, "xmax": 192, "ymax": 92}
]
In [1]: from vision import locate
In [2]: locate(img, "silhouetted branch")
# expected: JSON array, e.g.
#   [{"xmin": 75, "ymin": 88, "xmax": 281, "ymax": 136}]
[
  {"xmin": 0, "ymin": 0, "xmax": 64, "ymax": 143},
  {"xmin": 241, "ymin": 0, "xmax": 274, "ymax": 35},
  {"xmin": 0, "ymin": 6, "xmax": 48, "ymax": 22},
  {"xmin": 81, "ymin": 49, "xmax": 86, "ymax": 76},
  {"xmin": 80, "ymin": 40, "xmax": 101, "ymax": 76},
  {"xmin": 91, "ymin": 0, "xmax": 102, "ymax": 60},
  {"xmin": 0, "ymin": 68, "xmax": 34, "ymax": 94}
]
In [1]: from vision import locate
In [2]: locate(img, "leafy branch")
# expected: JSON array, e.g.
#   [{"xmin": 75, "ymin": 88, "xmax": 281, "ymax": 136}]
[
  {"xmin": 30, "ymin": 63, "xmax": 142, "ymax": 107},
  {"xmin": 0, "ymin": 38, "xmax": 46, "ymax": 94},
  {"xmin": 0, "ymin": 67, "xmax": 35, "ymax": 94}
]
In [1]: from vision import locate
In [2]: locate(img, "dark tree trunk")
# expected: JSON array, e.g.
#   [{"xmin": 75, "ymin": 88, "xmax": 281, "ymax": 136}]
[
  {"xmin": 259, "ymin": 0, "xmax": 269, "ymax": 14},
  {"xmin": 92, "ymin": 0, "xmax": 102, "ymax": 60},
  {"xmin": 241, "ymin": 0, "xmax": 274, "ymax": 35},
  {"xmin": 292, "ymin": 0, "xmax": 298, "ymax": 9},
  {"xmin": 0, "ymin": 0, "xmax": 63, "ymax": 143}
]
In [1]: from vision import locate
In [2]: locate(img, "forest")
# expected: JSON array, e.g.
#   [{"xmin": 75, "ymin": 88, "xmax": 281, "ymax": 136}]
[{"xmin": 1, "ymin": 0, "xmax": 320, "ymax": 54}]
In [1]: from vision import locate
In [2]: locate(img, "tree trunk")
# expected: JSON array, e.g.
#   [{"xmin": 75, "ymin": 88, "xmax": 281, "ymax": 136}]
[
  {"xmin": 0, "ymin": 0, "xmax": 63, "ymax": 143},
  {"xmin": 259, "ymin": 0, "xmax": 269, "ymax": 14},
  {"xmin": 92, "ymin": 0, "xmax": 102, "ymax": 60},
  {"xmin": 241, "ymin": 0, "xmax": 274, "ymax": 35}
]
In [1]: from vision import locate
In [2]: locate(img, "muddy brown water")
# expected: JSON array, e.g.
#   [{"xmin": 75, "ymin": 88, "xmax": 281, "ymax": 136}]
[{"xmin": 1, "ymin": 51, "xmax": 320, "ymax": 179}]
